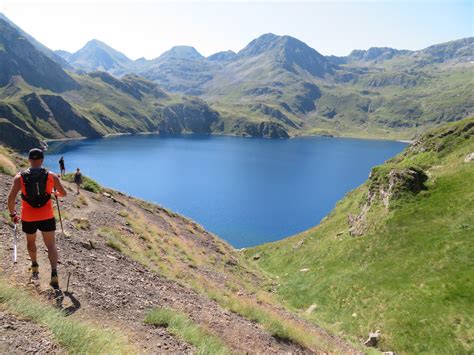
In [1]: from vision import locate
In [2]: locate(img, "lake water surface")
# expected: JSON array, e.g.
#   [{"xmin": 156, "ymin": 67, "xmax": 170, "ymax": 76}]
[{"xmin": 44, "ymin": 134, "xmax": 406, "ymax": 247}]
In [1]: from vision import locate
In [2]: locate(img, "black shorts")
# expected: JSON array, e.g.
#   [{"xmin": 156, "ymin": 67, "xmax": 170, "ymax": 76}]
[{"xmin": 22, "ymin": 218, "xmax": 56, "ymax": 234}]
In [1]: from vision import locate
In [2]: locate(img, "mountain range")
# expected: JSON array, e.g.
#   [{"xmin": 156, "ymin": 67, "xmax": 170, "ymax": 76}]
[{"xmin": 0, "ymin": 12, "xmax": 473, "ymax": 150}]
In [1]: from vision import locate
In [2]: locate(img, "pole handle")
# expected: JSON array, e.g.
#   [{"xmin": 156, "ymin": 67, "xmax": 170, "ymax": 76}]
[{"xmin": 54, "ymin": 193, "xmax": 64, "ymax": 234}]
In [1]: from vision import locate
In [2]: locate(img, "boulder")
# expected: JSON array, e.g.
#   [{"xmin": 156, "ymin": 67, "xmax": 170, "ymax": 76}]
[
  {"xmin": 464, "ymin": 152, "xmax": 474, "ymax": 163},
  {"xmin": 364, "ymin": 330, "xmax": 381, "ymax": 347},
  {"xmin": 305, "ymin": 304, "xmax": 317, "ymax": 314}
]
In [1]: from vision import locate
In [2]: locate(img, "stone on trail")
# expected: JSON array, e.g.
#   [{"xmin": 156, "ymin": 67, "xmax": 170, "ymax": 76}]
[
  {"xmin": 464, "ymin": 152, "xmax": 474, "ymax": 163},
  {"xmin": 364, "ymin": 330, "xmax": 381, "ymax": 347}
]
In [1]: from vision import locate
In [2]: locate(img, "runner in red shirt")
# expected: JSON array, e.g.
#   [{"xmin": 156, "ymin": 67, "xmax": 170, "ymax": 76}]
[{"xmin": 7, "ymin": 148, "xmax": 67, "ymax": 289}]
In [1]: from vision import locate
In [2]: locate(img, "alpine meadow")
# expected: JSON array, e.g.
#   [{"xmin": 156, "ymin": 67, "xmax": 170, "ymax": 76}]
[{"xmin": 0, "ymin": 2, "xmax": 473, "ymax": 354}]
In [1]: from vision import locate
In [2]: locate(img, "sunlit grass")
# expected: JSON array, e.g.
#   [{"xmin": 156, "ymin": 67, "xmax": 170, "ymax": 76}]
[
  {"xmin": 0, "ymin": 278, "xmax": 133, "ymax": 354},
  {"xmin": 145, "ymin": 307, "xmax": 229, "ymax": 355}
]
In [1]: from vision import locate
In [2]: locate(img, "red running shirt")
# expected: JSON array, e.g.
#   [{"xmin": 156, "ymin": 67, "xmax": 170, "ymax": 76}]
[{"xmin": 20, "ymin": 173, "xmax": 55, "ymax": 222}]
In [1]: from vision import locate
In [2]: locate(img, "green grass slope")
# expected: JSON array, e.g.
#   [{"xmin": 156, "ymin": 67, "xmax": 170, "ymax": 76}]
[{"xmin": 246, "ymin": 117, "xmax": 474, "ymax": 353}]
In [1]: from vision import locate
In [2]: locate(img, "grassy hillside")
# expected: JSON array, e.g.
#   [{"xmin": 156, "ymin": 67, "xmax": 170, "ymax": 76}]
[
  {"xmin": 246, "ymin": 117, "xmax": 474, "ymax": 353},
  {"xmin": 0, "ymin": 70, "xmax": 227, "ymax": 150}
]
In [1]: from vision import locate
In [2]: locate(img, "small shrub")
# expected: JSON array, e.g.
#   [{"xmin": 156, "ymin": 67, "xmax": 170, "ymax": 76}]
[
  {"xmin": 267, "ymin": 320, "xmax": 291, "ymax": 341},
  {"xmin": 72, "ymin": 218, "xmax": 90, "ymax": 230},
  {"xmin": 73, "ymin": 195, "xmax": 88, "ymax": 208},
  {"xmin": 145, "ymin": 308, "xmax": 228, "ymax": 355},
  {"xmin": 118, "ymin": 209, "xmax": 128, "ymax": 217},
  {"xmin": 107, "ymin": 238, "xmax": 122, "ymax": 252},
  {"xmin": 99, "ymin": 227, "xmax": 128, "ymax": 252}
]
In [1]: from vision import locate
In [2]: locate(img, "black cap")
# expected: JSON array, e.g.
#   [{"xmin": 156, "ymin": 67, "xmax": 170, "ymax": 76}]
[{"xmin": 28, "ymin": 148, "xmax": 44, "ymax": 160}]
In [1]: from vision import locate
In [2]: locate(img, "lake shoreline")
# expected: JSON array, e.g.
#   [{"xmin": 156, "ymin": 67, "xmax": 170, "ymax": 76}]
[{"xmin": 43, "ymin": 130, "xmax": 411, "ymax": 149}]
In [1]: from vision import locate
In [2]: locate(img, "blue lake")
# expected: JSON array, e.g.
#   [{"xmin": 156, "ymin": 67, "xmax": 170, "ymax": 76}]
[{"xmin": 44, "ymin": 134, "xmax": 406, "ymax": 248}]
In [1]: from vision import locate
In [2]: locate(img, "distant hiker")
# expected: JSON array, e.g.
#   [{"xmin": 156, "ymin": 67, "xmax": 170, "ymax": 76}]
[
  {"xmin": 74, "ymin": 168, "xmax": 83, "ymax": 195},
  {"xmin": 7, "ymin": 148, "xmax": 67, "ymax": 289},
  {"xmin": 58, "ymin": 156, "xmax": 65, "ymax": 177}
]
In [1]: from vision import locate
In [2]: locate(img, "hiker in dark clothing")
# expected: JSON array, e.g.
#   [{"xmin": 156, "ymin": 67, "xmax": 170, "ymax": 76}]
[
  {"xmin": 7, "ymin": 148, "xmax": 67, "ymax": 289},
  {"xmin": 74, "ymin": 168, "xmax": 83, "ymax": 195},
  {"xmin": 58, "ymin": 156, "xmax": 65, "ymax": 177}
]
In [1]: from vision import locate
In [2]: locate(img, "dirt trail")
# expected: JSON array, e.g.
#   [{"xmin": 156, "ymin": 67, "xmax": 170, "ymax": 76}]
[
  {"xmin": 0, "ymin": 172, "xmax": 360, "ymax": 354},
  {"xmin": 0, "ymin": 307, "xmax": 63, "ymax": 354}
]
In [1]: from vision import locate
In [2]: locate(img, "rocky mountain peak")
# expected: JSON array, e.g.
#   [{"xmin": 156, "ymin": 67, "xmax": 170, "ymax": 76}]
[
  {"xmin": 237, "ymin": 33, "xmax": 333, "ymax": 77},
  {"xmin": 67, "ymin": 38, "xmax": 132, "ymax": 72},
  {"xmin": 349, "ymin": 47, "xmax": 411, "ymax": 62},
  {"xmin": 207, "ymin": 50, "xmax": 236, "ymax": 62},
  {"xmin": 158, "ymin": 45, "xmax": 204, "ymax": 60}
]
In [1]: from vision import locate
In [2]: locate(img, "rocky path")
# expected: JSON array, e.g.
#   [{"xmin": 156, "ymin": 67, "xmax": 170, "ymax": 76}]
[{"xmin": 0, "ymin": 307, "xmax": 62, "ymax": 354}]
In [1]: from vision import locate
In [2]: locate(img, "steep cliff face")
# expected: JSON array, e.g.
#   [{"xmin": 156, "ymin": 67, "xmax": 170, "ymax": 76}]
[
  {"xmin": 40, "ymin": 95, "xmax": 101, "ymax": 138},
  {"xmin": 230, "ymin": 119, "xmax": 290, "ymax": 138},
  {"xmin": 157, "ymin": 98, "xmax": 220, "ymax": 134},
  {"xmin": 0, "ymin": 119, "xmax": 43, "ymax": 151},
  {"xmin": 17, "ymin": 92, "xmax": 100, "ymax": 139},
  {"xmin": 251, "ymin": 103, "xmax": 299, "ymax": 128},
  {"xmin": 0, "ymin": 102, "xmax": 30, "ymax": 132}
]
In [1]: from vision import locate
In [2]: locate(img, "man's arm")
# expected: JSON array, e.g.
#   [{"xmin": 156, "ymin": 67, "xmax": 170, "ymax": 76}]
[
  {"xmin": 7, "ymin": 175, "xmax": 21, "ymax": 222},
  {"xmin": 52, "ymin": 173, "xmax": 67, "ymax": 197}
]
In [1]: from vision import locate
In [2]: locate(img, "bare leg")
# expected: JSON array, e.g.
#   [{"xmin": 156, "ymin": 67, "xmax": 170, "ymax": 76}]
[
  {"xmin": 26, "ymin": 233, "xmax": 37, "ymax": 263},
  {"xmin": 41, "ymin": 231, "xmax": 58, "ymax": 271},
  {"xmin": 76, "ymin": 183, "xmax": 80, "ymax": 195}
]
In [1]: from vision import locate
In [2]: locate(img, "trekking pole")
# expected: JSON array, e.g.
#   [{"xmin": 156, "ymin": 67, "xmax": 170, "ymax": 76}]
[
  {"xmin": 54, "ymin": 193, "xmax": 64, "ymax": 235},
  {"xmin": 13, "ymin": 223, "xmax": 17, "ymax": 264},
  {"xmin": 66, "ymin": 272, "xmax": 71, "ymax": 293}
]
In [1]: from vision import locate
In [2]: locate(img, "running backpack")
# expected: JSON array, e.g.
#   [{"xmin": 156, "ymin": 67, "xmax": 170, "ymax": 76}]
[{"xmin": 21, "ymin": 168, "xmax": 51, "ymax": 208}]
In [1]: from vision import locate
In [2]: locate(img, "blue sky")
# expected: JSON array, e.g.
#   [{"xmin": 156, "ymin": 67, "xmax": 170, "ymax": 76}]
[{"xmin": 0, "ymin": 0, "xmax": 472, "ymax": 59}]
